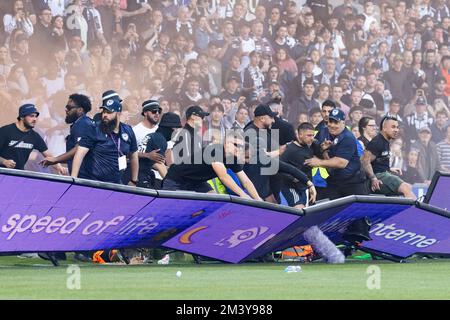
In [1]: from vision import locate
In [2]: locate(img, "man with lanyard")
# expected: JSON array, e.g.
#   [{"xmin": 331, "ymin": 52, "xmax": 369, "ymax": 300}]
[
  {"xmin": 40, "ymin": 94, "xmax": 94, "ymax": 174},
  {"xmin": 133, "ymin": 100, "xmax": 165, "ymax": 189},
  {"xmin": 0, "ymin": 104, "xmax": 65, "ymax": 174},
  {"xmin": 311, "ymin": 100, "xmax": 336, "ymax": 199},
  {"xmin": 172, "ymin": 105, "xmax": 209, "ymax": 164},
  {"xmin": 71, "ymin": 98, "xmax": 139, "ymax": 186},
  {"xmin": 362, "ymin": 116, "xmax": 416, "ymax": 199},
  {"xmin": 305, "ymin": 108, "xmax": 369, "ymax": 199},
  {"xmin": 163, "ymin": 131, "xmax": 262, "ymax": 200}
]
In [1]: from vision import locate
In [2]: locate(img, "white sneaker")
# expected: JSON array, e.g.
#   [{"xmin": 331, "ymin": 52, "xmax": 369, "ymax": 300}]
[
  {"xmin": 17, "ymin": 253, "xmax": 39, "ymax": 259},
  {"xmin": 157, "ymin": 254, "xmax": 170, "ymax": 265}
]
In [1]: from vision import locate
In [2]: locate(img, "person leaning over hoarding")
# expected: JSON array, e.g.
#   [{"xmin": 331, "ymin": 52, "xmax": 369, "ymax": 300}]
[
  {"xmin": 163, "ymin": 130, "xmax": 262, "ymax": 201},
  {"xmin": 0, "ymin": 103, "xmax": 66, "ymax": 175},
  {"xmin": 71, "ymin": 98, "xmax": 139, "ymax": 185},
  {"xmin": 361, "ymin": 116, "xmax": 417, "ymax": 200}
]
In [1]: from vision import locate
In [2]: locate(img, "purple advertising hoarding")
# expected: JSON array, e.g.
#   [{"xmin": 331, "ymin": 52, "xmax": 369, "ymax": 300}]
[
  {"xmin": 426, "ymin": 173, "xmax": 450, "ymax": 210},
  {"xmin": 163, "ymin": 203, "xmax": 300, "ymax": 263},
  {"xmin": 1, "ymin": 169, "xmax": 450, "ymax": 263}
]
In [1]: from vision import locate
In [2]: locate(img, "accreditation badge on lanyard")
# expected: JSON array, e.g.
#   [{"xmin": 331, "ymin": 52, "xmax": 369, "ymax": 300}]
[{"xmin": 111, "ymin": 133, "xmax": 127, "ymax": 171}]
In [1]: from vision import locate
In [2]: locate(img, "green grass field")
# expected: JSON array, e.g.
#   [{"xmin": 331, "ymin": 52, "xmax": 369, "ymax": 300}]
[{"xmin": 0, "ymin": 255, "xmax": 449, "ymax": 300}]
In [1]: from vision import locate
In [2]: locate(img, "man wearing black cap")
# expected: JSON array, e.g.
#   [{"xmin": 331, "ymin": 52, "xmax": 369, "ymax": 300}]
[
  {"xmin": 362, "ymin": 116, "xmax": 416, "ymax": 199},
  {"xmin": 93, "ymin": 90, "xmax": 123, "ymax": 123},
  {"xmin": 243, "ymin": 104, "xmax": 278, "ymax": 202},
  {"xmin": 71, "ymin": 98, "xmax": 139, "ymax": 185},
  {"xmin": 0, "ymin": 104, "xmax": 65, "ymax": 174},
  {"xmin": 40, "ymin": 94, "xmax": 94, "ymax": 174},
  {"xmin": 305, "ymin": 108, "xmax": 369, "ymax": 199},
  {"xmin": 172, "ymin": 105, "xmax": 209, "ymax": 165},
  {"xmin": 137, "ymin": 112, "xmax": 182, "ymax": 189}
]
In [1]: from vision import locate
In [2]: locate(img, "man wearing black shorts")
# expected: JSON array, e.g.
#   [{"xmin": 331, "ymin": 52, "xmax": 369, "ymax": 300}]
[
  {"xmin": 279, "ymin": 122, "xmax": 321, "ymax": 208},
  {"xmin": 305, "ymin": 108, "xmax": 369, "ymax": 199},
  {"xmin": 163, "ymin": 132, "xmax": 262, "ymax": 200},
  {"xmin": 362, "ymin": 116, "xmax": 416, "ymax": 199}
]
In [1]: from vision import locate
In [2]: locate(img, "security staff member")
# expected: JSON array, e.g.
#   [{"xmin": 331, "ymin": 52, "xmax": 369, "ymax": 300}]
[
  {"xmin": 305, "ymin": 108, "xmax": 369, "ymax": 199},
  {"xmin": 0, "ymin": 104, "xmax": 66, "ymax": 174},
  {"xmin": 71, "ymin": 98, "xmax": 139, "ymax": 185},
  {"xmin": 40, "ymin": 94, "xmax": 94, "ymax": 173},
  {"xmin": 362, "ymin": 116, "xmax": 416, "ymax": 199},
  {"xmin": 172, "ymin": 105, "xmax": 209, "ymax": 164}
]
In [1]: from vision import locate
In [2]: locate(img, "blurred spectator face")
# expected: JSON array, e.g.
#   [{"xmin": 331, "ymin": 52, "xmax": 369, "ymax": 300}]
[
  {"xmin": 388, "ymin": 101, "xmax": 400, "ymax": 115},
  {"xmin": 436, "ymin": 112, "xmax": 449, "ymax": 127},
  {"xmin": 339, "ymin": 78, "xmax": 350, "ymax": 91},
  {"xmin": 152, "ymin": 10, "xmax": 163, "ymax": 25},
  {"xmin": 403, "ymin": 50, "xmax": 413, "ymax": 66},
  {"xmin": 310, "ymin": 111, "xmax": 322, "ymax": 126},
  {"xmin": 40, "ymin": 9, "xmax": 52, "ymax": 26},
  {"xmin": 352, "ymin": 126, "xmax": 360, "ymax": 138},
  {"xmin": 426, "ymin": 51, "xmax": 438, "ymax": 66},
  {"xmin": 329, "ymin": 17, "xmax": 339, "ymax": 29},
  {"xmin": 160, "ymin": 100, "xmax": 170, "ymax": 114},
  {"xmin": 159, "ymin": 33, "xmax": 170, "ymax": 46},
  {"xmin": 364, "ymin": 1, "xmax": 374, "ymax": 15},
  {"xmin": 298, "ymin": 113, "xmax": 309, "ymax": 124},
  {"xmin": 12, "ymin": 66, "xmax": 24, "ymax": 80},
  {"xmin": 187, "ymin": 80, "xmax": 200, "ymax": 95},
  {"xmin": 304, "ymin": 61, "xmax": 314, "ymax": 73},
  {"xmin": 393, "ymin": 57, "xmax": 403, "ymax": 70},
  {"xmin": 222, "ymin": 99, "xmax": 232, "ymax": 112},
  {"xmin": 65, "ymin": 74, "xmax": 78, "ymax": 91},
  {"xmin": 223, "ymin": 23, "xmax": 234, "ymax": 37},
  {"xmin": 119, "ymin": 44, "xmax": 130, "ymax": 58},
  {"xmin": 349, "ymin": 49, "xmax": 360, "ymax": 64},
  {"xmin": 355, "ymin": 76, "xmax": 366, "ymax": 90},
  {"xmin": 331, "ymin": 86, "xmax": 343, "ymax": 101},
  {"xmin": 154, "ymin": 61, "xmax": 167, "ymax": 76},
  {"xmin": 230, "ymin": 55, "xmax": 241, "ymax": 70},
  {"xmin": 255, "ymin": 5, "xmax": 266, "ymax": 21},
  {"xmin": 252, "ymin": 22, "xmax": 264, "ymax": 37},
  {"xmin": 324, "ymin": 59, "xmax": 336, "ymax": 75},
  {"xmin": 239, "ymin": 25, "xmax": 251, "ymax": 38},
  {"xmin": 298, "ymin": 127, "xmax": 315, "ymax": 145},
  {"xmin": 249, "ymin": 52, "xmax": 260, "ymax": 66},
  {"xmin": 366, "ymin": 74, "xmax": 377, "ymax": 88},
  {"xmin": 276, "ymin": 48, "xmax": 287, "ymax": 61},
  {"xmin": 311, "ymin": 50, "xmax": 320, "ymax": 63},
  {"xmin": 69, "ymin": 36, "xmax": 83, "ymax": 50},
  {"xmin": 270, "ymin": 7, "xmax": 281, "ymax": 22},
  {"xmin": 327, "ymin": 118, "xmax": 345, "ymax": 136},
  {"xmin": 90, "ymin": 44, "xmax": 103, "ymax": 57},
  {"xmin": 276, "ymin": 26, "xmax": 287, "ymax": 40},
  {"xmin": 300, "ymin": 33, "xmax": 310, "ymax": 46},
  {"xmin": 408, "ymin": 150, "xmax": 419, "ymax": 166},
  {"xmin": 287, "ymin": 23, "xmax": 297, "ymax": 36},
  {"xmin": 178, "ymin": 6, "xmax": 190, "ymax": 23},
  {"xmin": 351, "ymin": 90, "xmax": 362, "ymax": 106},
  {"xmin": 226, "ymin": 79, "xmax": 239, "ymax": 92},
  {"xmin": 0, "ymin": 47, "xmax": 8, "ymax": 62},
  {"xmin": 350, "ymin": 109, "xmax": 363, "ymax": 123},
  {"xmin": 318, "ymin": 86, "xmax": 329, "ymax": 100},
  {"xmin": 436, "ymin": 79, "xmax": 446, "ymax": 93},
  {"xmin": 233, "ymin": 4, "xmax": 244, "ymax": 19},
  {"xmin": 365, "ymin": 118, "xmax": 378, "ymax": 138},
  {"xmin": 415, "ymin": 102, "xmax": 427, "ymax": 115},
  {"xmin": 103, "ymin": 0, "xmax": 114, "ymax": 7},
  {"xmin": 141, "ymin": 54, "xmax": 151, "ymax": 67},
  {"xmin": 378, "ymin": 42, "xmax": 388, "ymax": 55},
  {"xmin": 418, "ymin": 129, "xmax": 432, "ymax": 144},
  {"xmin": 304, "ymin": 84, "xmax": 315, "ymax": 97},
  {"xmin": 210, "ymin": 105, "xmax": 224, "ymax": 122},
  {"xmin": 54, "ymin": 15, "xmax": 64, "ymax": 29},
  {"xmin": 304, "ymin": 14, "xmax": 314, "ymax": 27},
  {"xmin": 236, "ymin": 108, "xmax": 248, "ymax": 124},
  {"xmin": 443, "ymin": 17, "xmax": 450, "ymax": 30}
]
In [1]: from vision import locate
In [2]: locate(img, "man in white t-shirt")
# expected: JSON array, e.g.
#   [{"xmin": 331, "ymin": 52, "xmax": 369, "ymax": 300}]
[{"xmin": 133, "ymin": 99, "xmax": 165, "ymax": 188}]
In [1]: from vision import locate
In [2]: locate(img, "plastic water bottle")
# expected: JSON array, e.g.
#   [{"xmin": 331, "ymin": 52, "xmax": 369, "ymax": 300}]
[{"xmin": 284, "ymin": 265, "xmax": 302, "ymax": 273}]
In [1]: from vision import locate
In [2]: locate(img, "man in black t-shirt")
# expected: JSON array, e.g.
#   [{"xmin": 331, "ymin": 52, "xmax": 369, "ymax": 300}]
[
  {"xmin": 0, "ymin": 104, "xmax": 65, "ymax": 174},
  {"xmin": 362, "ymin": 116, "xmax": 416, "ymax": 199},
  {"xmin": 279, "ymin": 122, "xmax": 320, "ymax": 208},
  {"xmin": 163, "ymin": 132, "xmax": 262, "ymax": 200}
]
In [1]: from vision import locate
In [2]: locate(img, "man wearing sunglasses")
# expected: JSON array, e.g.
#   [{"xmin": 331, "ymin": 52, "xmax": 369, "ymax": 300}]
[
  {"xmin": 133, "ymin": 99, "xmax": 167, "ymax": 189},
  {"xmin": 40, "ymin": 94, "xmax": 94, "ymax": 174},
  {"xmin": 163, "ymin": 131, "xmax": 261, "ymax": 200}
]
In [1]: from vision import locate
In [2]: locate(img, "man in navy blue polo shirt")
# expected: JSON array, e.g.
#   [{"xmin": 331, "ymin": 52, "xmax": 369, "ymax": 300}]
[
  {"xmin": 40, "ymin": 94, "xmax": 94, "ymax": 174},
  {"xmin": 305, "ymin": 108, "xmax": 369, "ymax": 199},
  {"xmin": 71, "ymin": 98, "xmax": 139, "ymax": 185}
]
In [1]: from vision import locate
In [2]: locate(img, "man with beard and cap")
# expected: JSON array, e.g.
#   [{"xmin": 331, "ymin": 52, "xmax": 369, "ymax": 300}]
[
  {"xmin": 0, "ymin": 104, "xmax": 66, "ymax": 174},
  {"xmin": 71, "ymin": 98, "xmax": 139, "ymax": 185},
  {"xmin": 40, "ymin": 94, "xmax": 94, "ymax": 174},
  {"xmin": 93, "ymin": 90, "xmax": 123, "ymax": 123},
  {"xmin": 305, "ymin": 108, "xmax": 369, "ymax": 199},
  {"xmin": 362, "ymin": 116, "xmax": 416, "ymax": 200},
  {"xmin": 137, "ymin": 112, "xmax": 182, "ymax": 189}
]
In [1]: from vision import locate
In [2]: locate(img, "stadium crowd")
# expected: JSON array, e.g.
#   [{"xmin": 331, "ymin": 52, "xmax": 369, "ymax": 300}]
[{"xmin": 0, "ymin": 0, "xmax": 450, "ymax": 208}]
